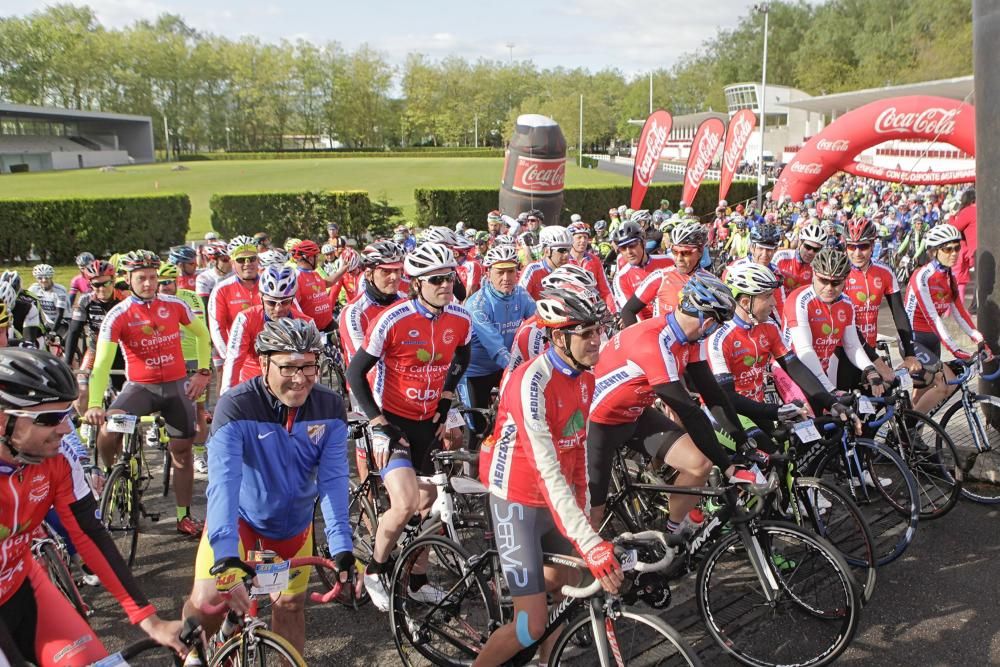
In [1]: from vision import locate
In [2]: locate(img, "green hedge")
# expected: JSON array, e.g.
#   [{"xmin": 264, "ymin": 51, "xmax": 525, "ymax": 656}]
[
  {"xmin": 209, "ymin": 191, "xmax": 372, "ymax": 241},
  {"xmin": 414, "ymin": 181, "xmax": 759, "ymax": 228},
  {"xmin": 181, "ymin": 148, "xmax": 503, "ymax": 162},
  {"xmin": 0, "ymin": 195, "xmax": 190, "ymax": 263}
]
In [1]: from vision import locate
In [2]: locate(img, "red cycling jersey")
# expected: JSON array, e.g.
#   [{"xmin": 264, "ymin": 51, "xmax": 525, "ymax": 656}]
[
  {"xmin": 99, "ymin": 294, "xmax": 195, "ymax": 384},
  {"xmin": 339, "ymin": 290, "xmax": 404, "ymax": 363},
  {"xmin": 905, "ymin": 262, "xmax": 982, "ymax": 358},
  {"xmin": 773, "ymin": 249, "xmax": 813, "ymax": 310},
  {"xmin": 220, "ymin": 303, "xmax": 313, "ymax": 394},
  {"xmin": 498, "ymin": 314, "xmax": 547, "ymax": 395},
  {"xmin": 482, "ymin": 348, "xmax": 602, "ymax": 556},
  {"xmin": 330, "ymin": 270, "xmax": 361, "ymax": 306},
  {"xmin": 295, "ymin": 268, "xmax": 334, "ymax": 331},
  {"xmin": 567, "ymin": 251, "xmax": 616, "ymax": 311},
  {"xmin": 783, "ymin": 285, "xmax": 856, "ymax": 374},
  {"xmin": 208, "ymin": 274, "xmax": 259, "ymax": 358},
  {"xmin": 517, "ymin": 259, "xmax": 555, "ymax": 301},
  {"xmin": 707, "ymin": 316, "xmax": 789, "ymax": 402},
  {"xmin": 590, "ymin": 315, "xmax": 704, "ymax": 425},
  {"xmin": 0, "ymin": 442, "xmax": 154, "ymax": 623},
  {"xmin": 456, "ymin": 260, "xmax": 485, "ymax": 300},
  {"xmin": 846, "ymin": 261, "xmax": 899, "ymax": 347},
  {"xmin": 177, "ymin": 271, "xmax": 198, "ymax": 292},
  {"xmin": 611, "ymin": 255, "xmax": 674, "ymax": 320},
  {"xmin": 722, "ymin": 257, "xmax": 786, "ymax": 315},
  {"xmin": 632, "ymin": 267, "xmax": 712, "ymax": 318},
  {"xmin": 362, "ymin": 299, "xmax": 472, "ymax": 420}
]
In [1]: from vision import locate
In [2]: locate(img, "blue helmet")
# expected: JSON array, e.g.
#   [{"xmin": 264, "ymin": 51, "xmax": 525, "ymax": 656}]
[
  {"xmin": 168, "ymin": 245, "xmax": 197, "ymax": 265},
  {"xmin": 678, "ymin": 273, "xmax": 737, "ymax": 323}
]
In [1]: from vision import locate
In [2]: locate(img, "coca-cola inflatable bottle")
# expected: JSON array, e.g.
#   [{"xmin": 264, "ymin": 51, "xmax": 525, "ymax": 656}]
[{"xmin": 499, "ymin": 114, "xmax": 567, "ymax": 224}]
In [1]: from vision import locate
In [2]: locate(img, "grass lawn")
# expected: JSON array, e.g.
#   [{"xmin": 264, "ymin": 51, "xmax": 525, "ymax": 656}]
[{"xmin": 0, "ymin": 158, "xmax": 626, "ymax": 239}]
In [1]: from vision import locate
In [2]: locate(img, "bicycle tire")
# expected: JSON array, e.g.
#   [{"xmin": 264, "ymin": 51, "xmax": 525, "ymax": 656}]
[
  {"xmin": 874, "ymin": 408, "xmax": 962, "ymax": 519},
  {"xmin": 790, "ymin": 477, "xmax": 877, "ymax": 605},
  {"xmin": 161, "ymin": 445, "xmax": 172, "ymax": 498},
  {"xmin": 116, "ymin": 638, "xmax": 181, "ymax": 665},
  {"xmin": 815, "ymin": 437, "xmax": 919, "ymax": 565},
  {"xmin": 98, "ymin": 464, "xmax": 140, "ymax": 568},
  {"xmin": 549, "ymin": 607, "xmax": 701, "ymax": 666},
  {"xmin": 389, "ymin": 534, "xmax": 500, "ymax": 667},
  {"xmin": 940, "ymin": 395, "xmax": 1000, "ymax": 504},
  {"xmin": 314, "ymin": 480, "xmax": 376, "ymax": 606},
  {"xmin": 38, "ymin": 541, "xmax": 90, "ymax": 621},
  {"xmin": 696, "ymin": 521, "xmax": 860, "ymax": 667},
  {"xmin": 210, "ymin": 628, "xmax": 307, "ymax": 666}
]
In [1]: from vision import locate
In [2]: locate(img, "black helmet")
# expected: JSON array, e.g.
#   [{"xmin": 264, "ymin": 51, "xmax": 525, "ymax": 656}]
[
  {"xmin": 611, "ymin": 221, "xmax": 644, "ymax": 248},
  {"xmin": 0, "ymin": 348, "xmax": 79, "ymax": 408},
  {"xmin": 255, "ymin": 317, "xmax": 325, "ymax": 356}
]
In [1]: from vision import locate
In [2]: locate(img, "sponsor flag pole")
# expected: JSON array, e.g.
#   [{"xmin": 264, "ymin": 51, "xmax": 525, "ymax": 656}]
[
  {"xmin": 681, "ymin": 118, "xmax": 726, "ymax": 208},
  {"xmin": 630, "ymin": 110, "xmax": 673, "ymax": 211}
]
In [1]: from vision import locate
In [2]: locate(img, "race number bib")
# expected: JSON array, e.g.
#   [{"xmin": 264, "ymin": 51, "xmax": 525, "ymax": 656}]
[
  {"xmin": 793, "ymin": 420, "xmax": 821, "ymax": 444},
  {"xmin": 250, "ymin": 560, "xmax": 291, "ymax": 595},
  {"xmin": 106, "ymin": 414, "xmax": 137, "ymax": 434}
]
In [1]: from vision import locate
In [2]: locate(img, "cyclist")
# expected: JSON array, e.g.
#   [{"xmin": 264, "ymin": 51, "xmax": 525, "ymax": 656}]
[
  {"xmin": 328, "ymin": 246, "xmax": 364, "ymax": 307},
  {"xmin": 28, "ymin": 264, "xmax": 69, "ymax": 334},
  {"xmin": 476, "ymin": 286, "xmax": 621, "ymax": 667},
  {"xmin": 567, "ymin": 221, "xmax": 615, "ymax": 310},
  {"xmin": 288, "ymin": 240, "xmax": 335, "ymax": 333},
  {"xmin": 905, "ymin": 223, "xmax": 990, "ymax": 414},
  {"xmin": 0, "ymin": 271, "xmax": 44, "ymax": 346},
  {"xmin": 723, "ymin": 221, "xmax": 785, "ymax": 313},
  {"xmin": 186, "ymin": 318, "xmax": 354, "ymax": 656},
  {"xmin": 422, "ymin": 227, "xmax": 472, "ymax": 302},
  {"xmin": 783, "ymin": 248, "xmax": 884, "ymax": 395},
  {"xmin": 773, "ymin": 220, "xmax": 828, "ymax": 307},
  {"xmin": 339, "ymin": 242, "xmax": 406, "ymax": 364},
  {"xmin": 208, "ymin": 236, "xmax": 260, "ymax": 364},
  {"xmin": 168, "ymin": 245, "xmax": 201, "ymax": 292},
  {"xmin": 588, "ymin": 274, "xmax": 764, "ymax": 531},
  {"xmin": 345, "ymin": 241, "xmax": 472, "ymax": 612},
  {"xmin": 461, "ymin": 244, "xmax": 535, "ymax": 413},
  {"xmin": 68, "ymin": 252, "xmax": 94, "ymax": 306},
  {"xmin": 84, "ymin": 250, "xmax": 213, "ymax": 537},
  {"xmin": 195, "ymin": 242, "xmax": 232, "ymax": 306},
  {"xmin": 453, "ymin": 233, "xmax": 485, "ymax": 299},
  {"xmin": 724, "ymin": 216, "xmax": 751, "ymax": 259},
  {"xmin": 0, "ymin": 348, "xmax": 186, "ymax": 666},
  {"xmin": 610, "ymin": 219, "xmax": 673, "ymax": 321},
  {"xmin": 253, "ymin": 231, "xmax": 271, "ymax": 250},
  {"xmin": 518, "ymin": 226, "xmax": 574, "ymax": 300}
]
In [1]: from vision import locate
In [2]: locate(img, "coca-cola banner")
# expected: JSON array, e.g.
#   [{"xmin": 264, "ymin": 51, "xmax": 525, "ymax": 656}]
[
  {"xmin": 843, "ymin": 161, "xmax": 975, "ymax": 185},
  {"xmin": 681, "ymin": 117, "xmax": 725, "ymax": 207},
  {"xmin": 630, "ymin": 110, "xmax": 673, "ymax": 210},
  {"xmin": 773, "ymin": 96, "xmax": 975, "ymax": 202},
  {"xmin": 499, "ymin": 114, "xmax": 567, "ymax": 223},
  {"xmin": 718, "ymin": 109, "xmax": 757, "ymax": 204}
]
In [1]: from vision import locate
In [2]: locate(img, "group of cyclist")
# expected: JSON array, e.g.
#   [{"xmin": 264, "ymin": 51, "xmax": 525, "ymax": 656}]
[{"xmin": 0, "ymin": 174, "xmax": 986, "ymax": 666}]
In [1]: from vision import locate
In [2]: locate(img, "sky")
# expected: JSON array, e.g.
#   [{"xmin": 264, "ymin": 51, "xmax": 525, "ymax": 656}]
[{"xmin": 2, "ymin": 0, "xmax": 764, "ymax": 75}]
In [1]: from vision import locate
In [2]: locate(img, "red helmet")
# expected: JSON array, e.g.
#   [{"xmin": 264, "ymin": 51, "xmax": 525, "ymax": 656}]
[
  {"xmin": 83, "ymin": 259, "xmax": 115, "ymax": 281},
  {"xmin": 845, "ymin": 217, "xmax": 877, "ymax": 244},
  {"xmin": 203, "ymin": 242, "xmax": 229, "ymax": 259},
  {"xmin": 291, "ymin": 240, "xmax": 321, "ymax": 259}
]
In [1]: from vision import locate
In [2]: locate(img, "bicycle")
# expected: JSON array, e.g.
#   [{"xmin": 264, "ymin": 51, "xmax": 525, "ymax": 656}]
[
  {"xmin": 96, "ymin": 617, "xmax": 206, "ymax": 666},
  {"xmin": 31, "ymin": 520, "xmax": 91, "ymax": 621},
  {"xmin": 318, "ymin": 333, "xmax": 350, "ymax": 406},
  {"xmin": 389, "ymin": 530, "xmax": 701, "ymax": 667}
]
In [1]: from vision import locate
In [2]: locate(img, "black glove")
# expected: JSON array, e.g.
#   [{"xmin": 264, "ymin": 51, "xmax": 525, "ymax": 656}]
[
  {"xmin": 829, "ymin": 402, "xmax": 853, "ymax": 422},
  {"xmin": 864, "ymin": 367, "xmax": 883, "ymax": 387},
  {"xmin": 210, "ymin": 557, "xmax": 256, "ymax": 593},
  {"xmin": 332, "ymin": 550, "xmax": 355, "ymax": 575},
  {"xmin": 434, "ymin": 396, "xmax": 453, "ymax": 425}
]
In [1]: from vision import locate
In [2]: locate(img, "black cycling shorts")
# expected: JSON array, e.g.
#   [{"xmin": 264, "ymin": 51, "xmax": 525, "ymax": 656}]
[
  {"xmin": 489, "ymin": 495, "xmax": 573, "ymax": 597},
  {"xmin": 382, "ymin": 409, "xmax": 440, "ymax": 476},
  {"xmin": 110, "ymin": 378, "xmax": 197, "ymax": 439}
]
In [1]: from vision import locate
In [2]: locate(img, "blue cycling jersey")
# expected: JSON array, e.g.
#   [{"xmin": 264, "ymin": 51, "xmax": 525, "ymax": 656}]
[
  {"xmin": 464, "ymin": 282, "xmax": 536, "ymax": 377},
  {"xmin": 206, "ymin": 376, "xmax": 352, "ymax": 561}
]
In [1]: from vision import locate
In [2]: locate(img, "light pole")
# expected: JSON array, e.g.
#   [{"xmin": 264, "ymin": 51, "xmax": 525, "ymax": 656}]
[
  {"xmin": 505, "ymin": 42, "xmax": 514, "ymax": 65},
  {"xmin": 225, "ymin": 126, "xmax": 231, "ymax": 152},
  {"xmin": 755, "ymin": 2, "xmax": 770, "ymax": 208},
  {"xmin": 649, "ymin": 72, "xmax": 653, "ymax": 115}
]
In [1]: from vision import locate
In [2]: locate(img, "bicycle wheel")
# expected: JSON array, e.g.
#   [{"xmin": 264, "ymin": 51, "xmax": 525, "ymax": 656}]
[
  {"xmin": 116, "ymin": 638, "xmax": 181, "ymax": 665},
  {"xmin": 314, "ymin": 480, "xmax": 376, "ymax": 605},
  {"xmin": 815, "ymin": 438, "xmax": 919, "ymax": 565},
  {"xmin": 790, "ymin": 477, "xmax": 877, "ymax": 605},
  {"xmin": 696, "ymin": 521, "xmax": 860, "ymax": 667},
  {"xmin": 389, "ymin": 534, "xmax": 500, "ymax": 667},
  {"xmin": 211, "ymin": 628, "xmax": 307, "ymax": 666},
  {"xmin": 940, "ymin": 395, "xmax": 1000, "ymax": 503},
  {"xmin": 161, "ymin": 444, "xmax": 172, "ymax": 498},
  {"xmin": 37, "ymin": 542, "xmax": 90, "ymax": 620},
  {"xmin": 99, "ymin": 464, "xmax": 140, "ymax": 568},
  {"xmin": 873, "ymin": 408, "xmax": 962, "ymax": 519},
  {"xmin": 549, "ymin": 608, "xmax": 701, "ymax": 666}
]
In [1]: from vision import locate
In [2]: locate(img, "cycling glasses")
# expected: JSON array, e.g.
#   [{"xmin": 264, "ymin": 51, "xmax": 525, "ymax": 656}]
[
  {"xmin": 672, "ymin": 246, "xmax": 701, "ymax": 257},
  {"xmin": 90, "ymin": 280, "xmax": 113, "ymax": 288},
  {"xmin": 4, "ymin": 407, "xmax": 75, "ymax": 427},
  {"xmin": 423, "ymin": 272, "xmax": 456, "ymax": 286},
  {"xmin": 938, "ymin": 244, "xmax": 962, "ymax": 254},
  {"xmin": 815, "ymin": 276, "xmax": 845, "ymax": 288},
  {"xmin": 158, "ymin": 279, "xmax": 176, "ymax": 286},
  {"xmin": 276, "ymin": 364, "xmax": 320, "ymax": 378},
  {"xmin": 262, "ymin": 297, "xmax": 295, "ymax": 308},
  {"xmin": 234, "ymin": 256, "xmax": 258, "ymax": 265},
  {"xmin": 801, "ymin": 244, "xmax": 823, "ymax": 253},
  {"xmin": 846, "ymin": 243, "xmax": 872, "ymax": 251}
]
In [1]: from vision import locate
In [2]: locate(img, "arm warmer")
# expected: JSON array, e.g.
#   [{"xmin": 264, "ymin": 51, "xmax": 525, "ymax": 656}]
[
  {"xmin": 653, "ymin": 380, "xmax": 733, "ymax": 470},
  {"xmin": 63, "ymin": 317, "xmax": 84, "ymax": 365},
  {"xmin": 346, "ymin": 349, "xmax": 381, "ymax": 419},
  {"xmin": 620, "ymin": 295, "xmax": 646, "ymax": 327},
  {"xmin": 687, "ymin": 361, "xmax": 751, "ymax": 446},
  {"xmin": 443, "ymin": 344, "xmax": 471, "ymax": 393}
]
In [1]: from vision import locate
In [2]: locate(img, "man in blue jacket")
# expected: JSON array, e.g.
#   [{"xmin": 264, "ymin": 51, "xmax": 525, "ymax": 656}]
[
  {"xmin": 183, "ymin": 318, "xmax": 354, "ymax": 656},
  {"xmin": 461, "ymin": 245, "xmax": 536, "ymax": 415}
]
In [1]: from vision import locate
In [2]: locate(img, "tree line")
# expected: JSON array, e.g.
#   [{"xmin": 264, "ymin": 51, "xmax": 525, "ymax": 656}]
[{"xmin": 0, "ymin": 0, "xmax": 972, "ymax": 154}]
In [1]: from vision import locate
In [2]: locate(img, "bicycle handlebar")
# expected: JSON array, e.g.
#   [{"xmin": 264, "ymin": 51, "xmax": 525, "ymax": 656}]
[{"xmin": 560, "ymin": 530, "xmax": 675, "ymax": 599}]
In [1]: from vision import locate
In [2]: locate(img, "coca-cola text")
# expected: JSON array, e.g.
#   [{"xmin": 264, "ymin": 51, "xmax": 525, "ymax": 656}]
[
  {"xmin": 874, "ymin": 107, "xmax": 959, "ymax": 137},
  {"xmin": 511, "ymin": 156, "xmax": 566, "ymax": 194}
]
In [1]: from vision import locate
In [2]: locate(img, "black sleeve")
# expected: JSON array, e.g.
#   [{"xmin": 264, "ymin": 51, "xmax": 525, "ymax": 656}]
[
  {"xmin": 346, "ymin": 349, "xmax": 382, "ymax": 419},
  {"xmin": 776, "ymin": 352, "xmax": 838, "ymax": 413},
  {"xmin": 443, "ymin": 343, "xmax": 471, "ymax": 393},
  {"xmin": 63, "ymin": 317, "xmax": 84, "ymax": 365},
  {"xmin": 653, "ymin": 380, "xmax": 732, "ymax": 470},
  {"xmin": 887, "ymin": 291, "xmax": 916, "ymax": 357},
  {"xmin": 687, "ymin": 361, "xmax": 748, "ymax": 445},
  {"xmin": 620, "ymin": 295, "xmax": 646, "ymax": 327},
  {"xmin": 717, "ymin": 375, "xmax": 780, "ymax": 422},
  {"xmin": 452, "ymin": 280, "xmax": 467, "ymax": 303}
]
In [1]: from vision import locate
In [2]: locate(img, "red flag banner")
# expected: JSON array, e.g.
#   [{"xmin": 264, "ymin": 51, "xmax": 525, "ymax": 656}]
[
  {"xmin": 630, "ymin": 110, "xmax": 673, "ymax": 210},
  {"xmin": 718, "ymin": 109, "xmax": 757, "ymax": 204},
  {"xmin": 842, "ymin": 161, "xmax": 975, "ymax": 185},
  {"xmin": 680, "ymin": 117, "xmax": 725, "ymax": 207}
]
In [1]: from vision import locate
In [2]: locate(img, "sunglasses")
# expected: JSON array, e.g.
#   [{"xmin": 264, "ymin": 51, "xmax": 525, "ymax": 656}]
[
  {"xmin": 5, "ymin": 407, "xmax": 74, "ymax": 427},
  {"xmin": 276, "ymin": 364, "xmax": 320, "ymax": 378},
  {"xmin": 424, "ymin": 272, "xmax": 456, "ymax": 286},
  {"xmin": 553, "ymin": 247, "xmax": 570, "ymax": 254},
  {"xmin": 846, "ymin": 243, "xmax": 872, "ymax": 251},
  {"xmin": 234, "ymin": 256, "xmax": 258, "ymax": 265},
  {"xmin": 91, "ymin": 280, "xmax": 113, "ymax": 288},
  {"xmin": 816, "ymin": 276, "xmax": 845, "ymax": 288},
  {"xmin": 157, "ymin": 279, "xmax": 176, "ymax": 286},
  {"xmin": 939, "ymin": 244, "xmax": 961, "ymax": 254},
  {"xmin": 801, "ymin": 244, "xmax": 823, "ymax": 253},
  {"xmin": 262, "ymin": 297, "xmax": 295, "ymax": 308},
  {"xmin": 564, "ymin": 325, "xmax": 603, "ymax": 340},
  {"xmin": 672, "ymin": 246, "xmax": 700, "ymax": 257},
  {"xmin": 619, "ymin": 240, "xmax": 642, "ymax": 251}
]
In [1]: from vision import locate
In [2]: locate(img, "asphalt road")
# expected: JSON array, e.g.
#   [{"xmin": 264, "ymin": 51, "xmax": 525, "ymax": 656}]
[{"xmin": 83, "ymin": 303, "xmax": 999, "ymax": 666}]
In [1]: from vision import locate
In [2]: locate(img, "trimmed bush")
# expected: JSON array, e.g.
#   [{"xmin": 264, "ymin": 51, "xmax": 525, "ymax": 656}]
[
  {"xmin": 210, "ymin": 191, "xmax": 372, "ymax": 241},
  {"xmin": 414, "ymin": 181, "xmax": 759, "ymax": 228},
  {"xmin": 0, "ymin": 194, "xmax": 190, "ymax": 263},
  {"xmin": 181, "ymin": 148, "xmax": 503, "ymax": 161}
]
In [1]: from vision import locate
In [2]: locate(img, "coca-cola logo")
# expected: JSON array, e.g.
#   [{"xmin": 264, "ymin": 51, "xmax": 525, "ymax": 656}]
[
  {"xmin": 790, "ymin": 161, "xmax": 823, "ymax": 175},
  {"xmin": 874, "ymin": 107, "xmax": 959, "ymax": 136},
  {"xmin": 635, "ymin": 119, "xmax": 670, "ymax": 188},
  {"xmin": 723, "ymin": 114, "xmax": 755, "ymax": 172},
  {"xmin": 686, "ymin": 128, "xmax": 722, "ymax": 188},
  {"xmin": 816, "ymin": 138, "xmax": 850, "ymax": 152},
  {"xmin": 512, "ymin": 156, "xmax": 566, "ymax": 194}
]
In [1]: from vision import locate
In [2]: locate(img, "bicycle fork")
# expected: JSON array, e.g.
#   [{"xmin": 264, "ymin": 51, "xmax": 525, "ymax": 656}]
[{"xmin": 735, "ymin": 523, "xmax": 782, "ymax": 606}]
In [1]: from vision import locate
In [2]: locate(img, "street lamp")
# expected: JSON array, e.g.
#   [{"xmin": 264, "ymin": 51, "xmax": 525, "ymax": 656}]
[
  {"xmin": 755, "ymin": 2, "xmax": 769, "ymax": 208},
  {"xmin": 225, "ymin": 126, "xmax": 231, "ymax": 152},
  {"xmin": 505, "ymin": 42, "xmax": 514, "ymax": 65}
]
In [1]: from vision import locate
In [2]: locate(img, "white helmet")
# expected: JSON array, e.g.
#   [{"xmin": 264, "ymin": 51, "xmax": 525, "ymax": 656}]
[
  {"xmin": 321, "ymin": 243, "xmax": 335, "ymax": 255},
  {"xmin": 0, "ymin": 281, "xmax": 16, "ymax": 307},
  {"xmin": 570, "ymin": 213, "xmax": 583, "ymax": 224},
  {"xmin": 539, "ymin": 225, "xmax": 572, "ymax": 249},
  {"xmin": 259, "ymin": 265, "xmax": 298, "ymax": 298},
  {"xmin": 455, "ymin": 221, "xmax": 466, "ymax": 232},
  {"xmin": 32, "ymin": 264, "xmax": 55, "ymax": 279},
  {"xmin": 422, "ymin": 226, "xmax": 458, "ymax": 246},
  {"xmin": 482, "ymin": 245, "xmax": 519, "ymax": 268},
  {"xmin": 494, "ymin": 234, "xmax": 515, "ymax": 246},
  {"xmin": 541, "ymin": 264, "xmax": 598, "ymax": 291},
  {"xmin": 404, "ymin": 242, "xmax": 458, "ymax": 277},
  {"xmin": 452, "ymin": 233, "xmax": 475, "ymax": 251},
  {"xmin": 798, "ymin": 221, "xmax": 828, "ymax": 246},
  {"xmin": 924, "ymin": 223, "xmax": 962, "ymax": 249},
  {"xmin": 258, "ymin": 249, "xmax": 289, "ymax": 268},
  {"xmin": 725, "ymin": 263, "xmax": 782, "ymax": 296}
]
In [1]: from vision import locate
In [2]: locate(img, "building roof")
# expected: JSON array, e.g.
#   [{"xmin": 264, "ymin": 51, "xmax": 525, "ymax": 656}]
[
  {"xmin": 783, "ymin": 75, "xmax": 974, "ymax": 115},
  {"xmin": 671, "ymin": 111, "xmax": 729, "ymax": 129},
  {"xmin": 0, "ymin": 102, "xmax": 151, "ymax": 124}
]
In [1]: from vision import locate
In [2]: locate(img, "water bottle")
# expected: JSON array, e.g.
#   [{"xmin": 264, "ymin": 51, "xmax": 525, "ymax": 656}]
[{"xmin": 676, "ymin": 508, "xmax": 705, "ymax": 538}]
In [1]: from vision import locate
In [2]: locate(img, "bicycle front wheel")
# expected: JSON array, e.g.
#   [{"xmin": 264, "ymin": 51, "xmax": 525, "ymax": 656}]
[
  {"xmin": 211, "ymin": 628, "xmax": 307, "ymax": 666},
  {"xmin": 549, "ymin": 608, "xmax": 701, "ymax": 666},
  {"xmin": 696, "ymin": 521, "xmax": 860, "ymax": 667},
  {"xmin": 389, "ymin": 534, "xmax": 500, "ymax": 667},
  {"xmin": 116, "ymin": 638, "xmax": 181, "ymax": 665},
  {"xmin": 37, "ymin": 542, "xmax": 90, "ymax": 620},
  {"xmin": 940, "ymin": 395, "xmax": 1000, "ymax": 503},
  {"xmin": 99, "ymin": 464, "xmax": 140, "ymax": 568},
  {"xmin": 314, "ymin": 480, "xmax": 376, "ymax": 606}
]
